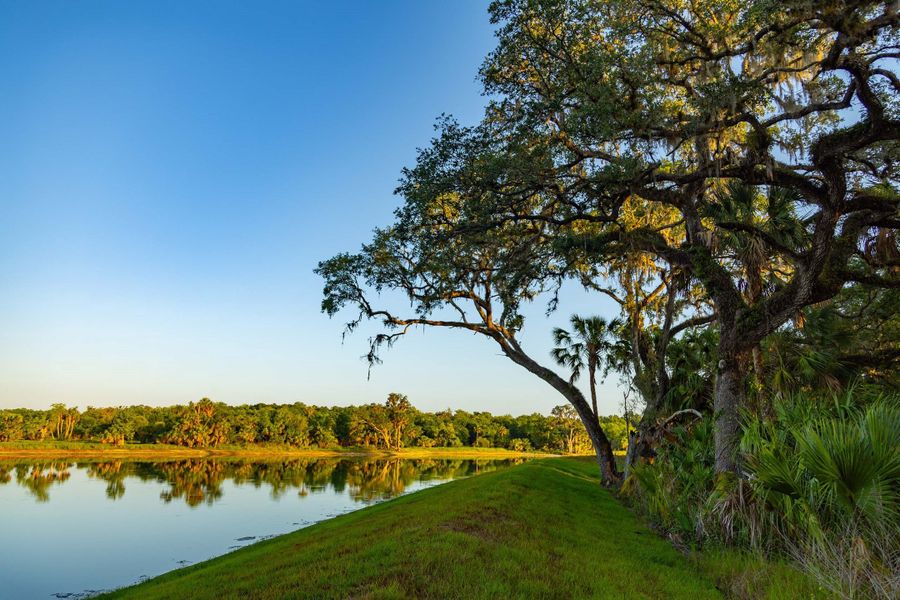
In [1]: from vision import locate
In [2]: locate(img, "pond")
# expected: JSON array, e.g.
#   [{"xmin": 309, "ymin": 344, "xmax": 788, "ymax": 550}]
[{"xmin": 0, "ymin": 457, "xmax": 522, "ymax": 598}]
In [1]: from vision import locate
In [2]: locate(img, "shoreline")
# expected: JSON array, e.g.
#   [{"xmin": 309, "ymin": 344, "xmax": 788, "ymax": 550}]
[
  {"xmin": 92, "ymin": 457, "xmax": 823, "ymax": 599},
  {"xmin": 0, "ymin": 443, "xmax": 559, "ymax": 461}
]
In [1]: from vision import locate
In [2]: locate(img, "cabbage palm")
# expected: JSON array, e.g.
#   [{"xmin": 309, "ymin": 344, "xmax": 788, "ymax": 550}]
[
  {"xmin": 551, "ymin": 316, "xmax": 619, "ymax": 420},
  {"xmin": 746, "ymin": 397, "xmax": 900, "ymax": 599},
  {"xmin": 747, "ymin": 397, "xmax": 900, "ymax": 531},
  {"xmin": 711, "ymin": 182, "xmax": 806, "ymax": 394}
]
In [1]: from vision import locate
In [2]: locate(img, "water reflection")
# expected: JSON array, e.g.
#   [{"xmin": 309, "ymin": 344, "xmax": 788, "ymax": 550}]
[
  {"xmin": 0, "ymin": 456, "xmax": 523, "ymax": 599},
  {"xmin": 0, "ymin": 461, "xmax": 72, "ymax": 502},
  {"xmin": 0, "ymin": 457, "xmax": 522, "ymax": 506}
]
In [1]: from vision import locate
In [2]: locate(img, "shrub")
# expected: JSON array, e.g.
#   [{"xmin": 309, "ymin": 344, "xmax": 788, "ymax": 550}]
[
  {"xmin": 745, "ymin": 395, "xmax": 900, "ymax": 599},
  {"xmin": 623, "ymin": 388, "xmax": 899, "ymax": 599}
]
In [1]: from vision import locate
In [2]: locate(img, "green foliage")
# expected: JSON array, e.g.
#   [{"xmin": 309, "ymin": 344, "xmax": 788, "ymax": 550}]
[
  {"xmin": 624, "ymin": 419, "xmax": 717, "ymax": 544},
  {"xmin": 691, "ymin": 549, "xmax": 828, "ymax": 600},
  {"xmin": 664, "ymin": 327, "xmax": 718, "ymax": 412},
  {"xmin": 597, "ymin": 414, "xmax": 629, "ymax": 451},
  {"xmin": 762, "ymin": 286, "xmax": 900, "ymax": 398},
  {"xmin": 551, "ymin": 315, "xmax": 619, "ymax": 386},
  {"xmin": 315, "ymin": 0, "xmax": 897, "ymax": 593},
  {"xmin": 0, "ymin": 397, "xmax": 622, "ymax": 455},
  {"xmin": 626, "ymin": 387, "xmax": 899, "ymax": 598},
  {"xmin": 744, "ymin": 391, "xmax": 900, "ymax": 530},
  {"xmin": 507, "ymin": 438, "xmax": 532, "ymax": 452},
  {"xmin": 743, "ymin": 392, "xmax": 900, "ymax": 598}
]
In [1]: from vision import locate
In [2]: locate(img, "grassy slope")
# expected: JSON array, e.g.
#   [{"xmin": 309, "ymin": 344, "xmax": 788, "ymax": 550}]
[
  {"xmin": 100, "ymin": 458, "xmax": 723, "ymax": 600},
  {"xmin": 0, "ymin": 441, "xmax": 548, "ymax": 460}
]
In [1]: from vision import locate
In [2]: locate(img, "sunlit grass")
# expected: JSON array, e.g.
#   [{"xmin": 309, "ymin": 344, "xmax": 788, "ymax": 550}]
[
  {"xmin": 98, "ymin": 458, "xmax": 718, "ymax": 599},
  {"xmin": 92, "ymin": 458, "xmax": 823, "ymax": 599},
  {"xmin": 0, "ymin": 440, "xmax": 551, "ymax": 460}
]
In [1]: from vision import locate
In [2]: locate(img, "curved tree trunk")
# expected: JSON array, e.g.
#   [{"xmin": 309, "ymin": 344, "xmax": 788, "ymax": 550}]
[
  {"xmin": 501, "ymin": 340, "xmax": 621, "ymax": 484},
  {"xmin": 580, "ymin": 403, "xmax": 620, "ymax": 485}
]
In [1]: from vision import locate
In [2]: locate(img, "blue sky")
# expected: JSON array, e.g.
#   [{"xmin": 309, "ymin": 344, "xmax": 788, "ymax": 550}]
[{"xmin": 0, "ymin": 1, "xmax": 624, "ymax": 415}]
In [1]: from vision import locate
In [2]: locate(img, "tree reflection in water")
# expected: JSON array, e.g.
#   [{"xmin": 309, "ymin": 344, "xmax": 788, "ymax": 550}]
[
  {"xmin": 0, "ymin": 462, "xmax": 73, "ymax": 502},
  {"xmin": 0, "ymin": 458, "xmax": 523, "ymax": 506}
]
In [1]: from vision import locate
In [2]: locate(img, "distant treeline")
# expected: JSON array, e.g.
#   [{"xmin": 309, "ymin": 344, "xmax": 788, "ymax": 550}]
[{"xmin": 0, "ymin": 394, "xmax": 629, "ymax": 453}]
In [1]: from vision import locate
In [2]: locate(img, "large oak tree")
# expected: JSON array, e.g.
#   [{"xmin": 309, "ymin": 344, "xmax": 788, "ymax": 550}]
[{"xmin": 450, "ymin": 0, "xmax": 899, "ymax": 474}]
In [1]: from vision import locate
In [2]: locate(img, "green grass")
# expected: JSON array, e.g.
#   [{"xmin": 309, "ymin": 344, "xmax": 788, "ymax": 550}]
[
  {"xmin": 99, "ymin": 458, "xmax": 712, "ymax": 599},
  {"xmin": 691, "ymin": 549, "xmax": 828, "ymax": 600},
  {"xmin": 97, "ymin": 458, "xmax": 821, "ymax": 599},
  {"xmin": 0, "ymin": 440, "xmax": 549, "ymax": 460}
]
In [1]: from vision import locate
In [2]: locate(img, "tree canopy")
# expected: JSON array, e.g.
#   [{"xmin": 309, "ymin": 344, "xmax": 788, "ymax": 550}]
[{"xmin": 320, "ymin": 0, "xmax": 897, "ymax": 479}]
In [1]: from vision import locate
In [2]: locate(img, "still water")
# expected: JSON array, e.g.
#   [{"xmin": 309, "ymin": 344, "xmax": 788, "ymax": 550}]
[{"xmin": 0, "ymin": 457, "xmax": 520, "ymax": 599}]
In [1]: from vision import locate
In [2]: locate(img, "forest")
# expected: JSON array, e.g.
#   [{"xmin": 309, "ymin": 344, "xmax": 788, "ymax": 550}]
[
  {"xmin": 0, "ymin": 396, "xmax": 629, "ymax": 454},
  {"xmin": 313, "ymin": 1, "xmax": 900, "ymax": 598}
]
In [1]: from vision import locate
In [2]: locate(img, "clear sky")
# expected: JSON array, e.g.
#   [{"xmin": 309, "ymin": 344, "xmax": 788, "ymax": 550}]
[{"xmin": 0, "ymin": 1, "xmax": 624, "ymax": 415}]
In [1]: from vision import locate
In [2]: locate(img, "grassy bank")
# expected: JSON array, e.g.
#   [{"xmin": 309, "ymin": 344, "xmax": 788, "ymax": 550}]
[
  {"xmin": 96, "ymin": 458, "xmax": 822, "ymax": 599},
  {"xmin": 0, "ymin": 440, "xmax": 551, "ymax": 460}
]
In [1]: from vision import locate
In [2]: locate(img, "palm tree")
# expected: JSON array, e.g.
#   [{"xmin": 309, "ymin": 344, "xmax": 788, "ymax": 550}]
[
  {"xmin": 552, "ymin": 315, "xmax": 619, "ymax": 420},
  {"xmin": 711, "ymin": 182, "xmax": 806, "ymax": 396}
]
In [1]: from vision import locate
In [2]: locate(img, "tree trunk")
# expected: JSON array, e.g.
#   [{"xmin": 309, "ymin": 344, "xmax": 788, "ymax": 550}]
[
  {"xmin": 713, "ymin": 355, "xmax": 744, "ymax": 475},
  {"xmin": 710, "ymin": 293, "xmax": 747, "ymax": 476},
  {"xmin": 749, "ymin": 345, "xmax": 767, "ymax": 417},
  {"xmin": 570, "ymin": 395, "xmax": 620, "ymax": 484},
  {"xmin": 623, "ymin": 418, "xmax": 658, "ymax": 478},
  {"xmin": 623, "ymin": 378, "xmax": 666, "ymax": 476},
  {"xmin": 588, "ymin": 357, "xmax": 598, "ymax": 419},
  {"xmin": 622, "ymin": 283, "xmax": 677, "ymax": 478},
  {"xmin": 501, "ymin": 340, "xmax": 621, "ymax": 484}
]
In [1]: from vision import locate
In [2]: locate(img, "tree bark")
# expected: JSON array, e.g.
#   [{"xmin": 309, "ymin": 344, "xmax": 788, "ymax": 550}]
[
  {"xmin": 713, "ymin": 354, "xmax": 744, "ymax": 475},
  {"xmin": 588, "ymin": 357, "xmax": 599, "ymax": 419},
  {"xmin": 583, "ymin": 409, "xmax": 620, "ymax": 484},
  {"xmin": 623, "ymin": 389, "xmax": 667, "ymax": 477},
  {"xmin": 623, "ymin": 370, "xmax": 667, "ymax": 477},
  {"xmin": 568, "ymin": 391, "xmax": 620, "ymax": 484},
  {"xmin": 502, "ymin": 340, "xmax": 621, "ymax": 484}
]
